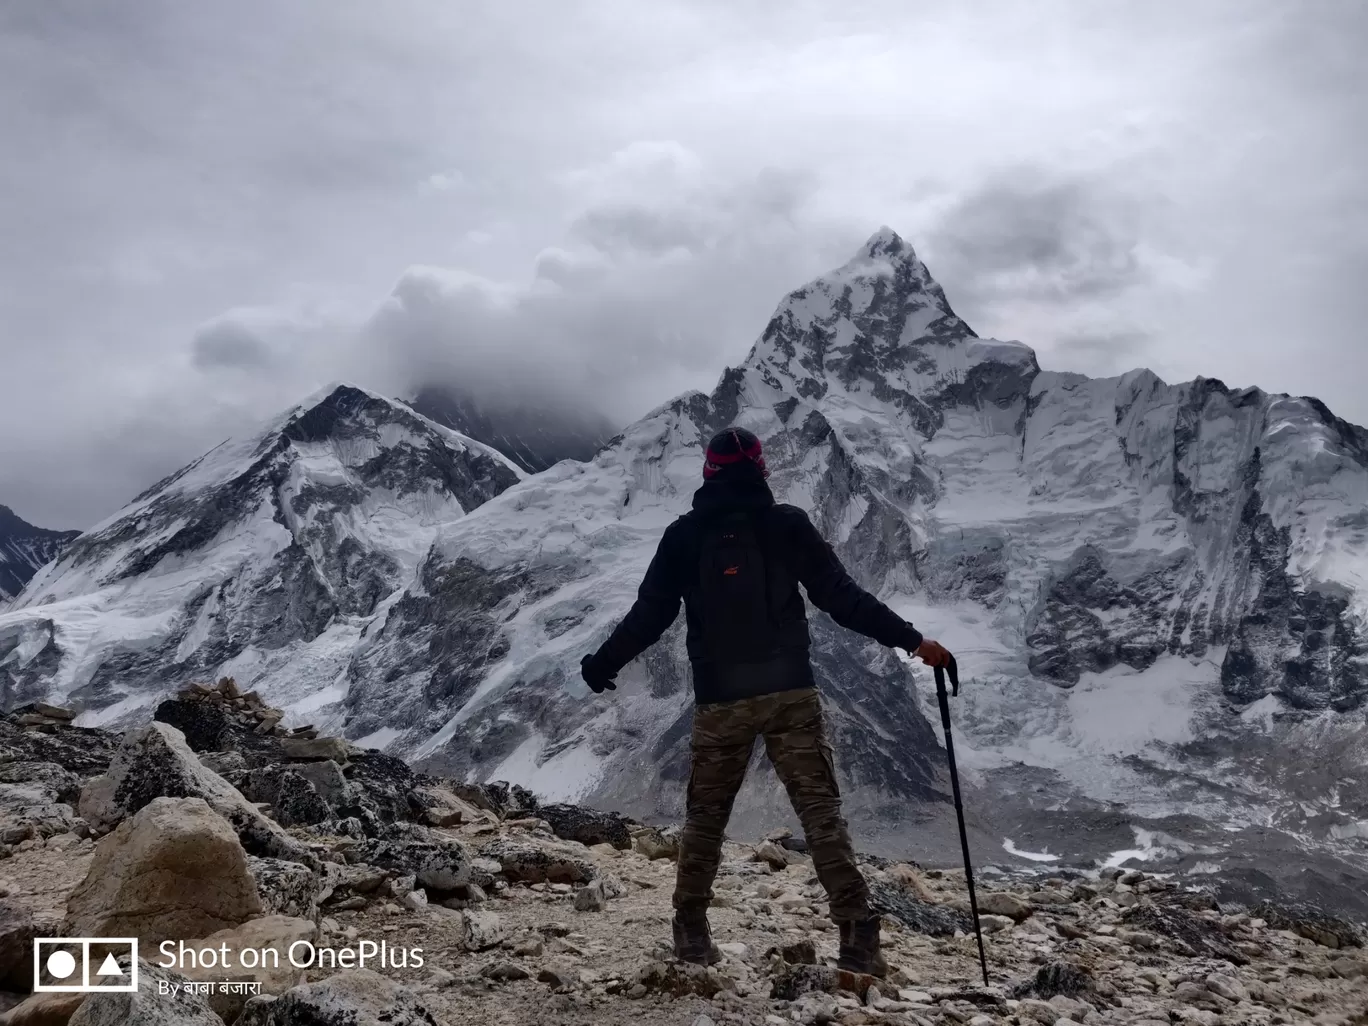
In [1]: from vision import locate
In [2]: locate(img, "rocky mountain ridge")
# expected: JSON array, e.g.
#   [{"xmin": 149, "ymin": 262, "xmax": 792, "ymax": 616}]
[
  {"xmin": 0, "ymin": 507, "xmax": 78, "ymax": 605},
  {"xmin": 0, "ymin": 697, "xmax": 1364, "ymax": 1026}
]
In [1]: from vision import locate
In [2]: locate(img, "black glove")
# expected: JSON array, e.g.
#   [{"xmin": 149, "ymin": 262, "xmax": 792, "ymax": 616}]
[{"xmin": 580, "ymin": 654, "xmax": 617, "ymax": 694}]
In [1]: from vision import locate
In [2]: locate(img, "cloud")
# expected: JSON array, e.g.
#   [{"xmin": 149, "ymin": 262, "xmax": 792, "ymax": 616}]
[
  {"xmin": 356, "ymin": 145, "xmax": 852, "ymax": 421},
  {"xmin": 191, "ymin": 317, "xmax": 276, "ymax": 370},
  {"xmin": 929, "ymin": 168, "xmax": 1150, "ymax": 303}
]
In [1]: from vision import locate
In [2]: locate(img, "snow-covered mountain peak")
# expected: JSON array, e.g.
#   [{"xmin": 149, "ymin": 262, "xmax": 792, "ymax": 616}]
[{"xmin": 1, "ymin": 385, "xmax": 524, "ymax": 718}]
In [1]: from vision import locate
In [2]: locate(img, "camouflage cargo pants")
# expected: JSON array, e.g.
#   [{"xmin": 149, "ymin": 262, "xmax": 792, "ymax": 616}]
[{"xmin": 673, "ymin": 687, "xmax": 871, "ymax": 922}]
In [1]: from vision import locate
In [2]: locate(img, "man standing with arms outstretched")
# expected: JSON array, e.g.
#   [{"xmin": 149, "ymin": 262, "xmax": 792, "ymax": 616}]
[{"xmin": 580, "ymin": 427, "xmax": 952, "ymax": 977}]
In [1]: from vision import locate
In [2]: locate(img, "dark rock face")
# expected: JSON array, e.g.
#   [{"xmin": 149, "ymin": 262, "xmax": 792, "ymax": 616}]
[
  {"xmin": 346, "ymin": 837, "xmax": 472, "ymax": 891},
  {"xmin": 1120, "ymin": 903, "xmax": 1249, "ymax": 964},
  {"xmin": 476, "ymin": 837, "xmax": 595, "ymax": 884},
  {"xmin": 1251, "ymin": 900, "xmax": 1364, "ymax": 949},
  {"xmin": 409, "ymin": 385, "xmax": 615, "ymax": 474},
  {"xmin": 0, "ymin": 505, "xmax": 79, "ymax": 603},
  {"xmin": 1012, "ymin": 962, "xmax": 1096, "ymax": 1001},
  {"xmin": 0, "ymin": 717, "xmax": 115, "ymax": 778},
  {"xmin": 868, "ymin": 882, "xmax": 970, "ymax": 937},
  {"xmin": 1026, "ymin": 548, "xmax": 1177, "ymax": 686},
  {"xmin": 537, "ymin": 802, "xmax": 636, "ymax": 849}
]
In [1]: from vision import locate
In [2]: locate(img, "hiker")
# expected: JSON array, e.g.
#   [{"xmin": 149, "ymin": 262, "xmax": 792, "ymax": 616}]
[{"xmin": 579, "ymin": 426, "xmax": 953, "ymax": 976}]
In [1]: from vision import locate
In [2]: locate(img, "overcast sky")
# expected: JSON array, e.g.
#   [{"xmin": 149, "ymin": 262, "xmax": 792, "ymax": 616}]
[{"xmin": 2, "ymin": 1, "xmax": 1365, "ymax": 528}]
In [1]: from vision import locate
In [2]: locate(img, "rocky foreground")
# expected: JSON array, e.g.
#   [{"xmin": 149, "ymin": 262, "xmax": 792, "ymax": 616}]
[{"xmin": 0, "ymin": 681, "xmax": 1364, "ymax": 1026}]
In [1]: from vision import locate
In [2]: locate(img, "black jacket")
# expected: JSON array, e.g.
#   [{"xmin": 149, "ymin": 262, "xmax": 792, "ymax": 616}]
[{"xmin": 587, "ymin": 472, "xmax": 923, "ymax": 704}]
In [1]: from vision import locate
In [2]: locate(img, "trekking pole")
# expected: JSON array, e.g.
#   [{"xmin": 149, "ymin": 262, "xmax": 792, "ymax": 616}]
[{"xmin": 933, "ymin": 655, "xmax": 990, "ymax": 987}]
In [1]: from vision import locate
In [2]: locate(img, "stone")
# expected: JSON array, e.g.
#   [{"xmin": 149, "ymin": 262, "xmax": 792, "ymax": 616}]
[
  {"xmin": 634, "ymin": 961, "xmax": 734, "ymax": 998},
  {"xmin": 279, "ymin": 737, "xmax": 354, "ymax": 763},
  {"xmin": 630, "ymin": 826, "xmax": 680, "ymax": 861},
  {"xmin": 1120, "ymin": 903, "xmax": 1248, "ymax": 964},
  {"xmin": 347, "ymin": 837, "xmax": 471, "ymax": 891},
  {"xmin": 232, "ymin": 968, "xmax": 440, "ymax": 1026},
  {"xmin": 869, "ymin": 883, "xmax": 972, "ymax": 936},
  {"xmin": 458, "ymin": 910, "xmax": 505, "ymax": 951},
  {"xmin": 979, "ymin": 914, "xmax": 1015, "ymax": 934},
  {"xmin": 754, "ymin": 841, "xmax": 791, "ymax": 870},
  {"xmin": 573, "ymin": 879, "xmax": 606, "ymax": 912},
  {"xmin": 1203, "ymin": 972, "xmax": 1248, "ymax": 1002},
  {"xmin": 248, "ymin": 857, "xmax": 330, "ymax": 921},
  {"xmin": 76, "ymin": 775, "xmax": 119, "ymax": 837},
  {"xmin": 98, "ymin": 722, "xmax": 314, "ymax": 864},
  {"xmin": 1331, "ymin": 956, "xmax": 1367, "ymax": 978},
  {"xmin": 67, "ymin": 959, "xmax": 220, "ymax": 1025},
  {"xmin": 400, "ymin": 889, "xmax": 428, "ymax": 911},
  {"xmin": 63, "ymin": 797, "xmax": 262, "ymax": 945},
  {"xmin": 178, "ymin": 915, "xmax": 317, "ymax": 1022},
  {"xmin": 779, "ymin": 938, "xmax": 818, "ymax": 964},
  {"xmin": 0, "ymin": 991, "xmax": 89, "ymax": 1025},
  {"xmin": 1250, "ymin": 900, "xmax": 1363, "ymax": 949},
  {"xmin": 978, "ymin": 892, "xmax": 1032, "ymax": 922},
  {"xmin": 237, "ymin": 767, "xmax": 331, "ymax": 827},
  {"xmin": 450, "ymin": 781, "xmax": 539, "ymax": 820},
  {"xmin": 1, "ymin": 900, "xmax": 59, "ymax": 992},
  {"xmin": 537, "ymin": 802, "xmax": 635, "ymax": 849},
  {"xmin": 717, "ymin": 942, "xmax": 750, "ymax": 960},
  {"xmin": 537, "ymin": 966, "xmax": 577, "ymax": 990},
  {"xmin": 0, "ymin": 717, "xmax": 115, "ymax": 777},
  {"xmin": 288, "ymin": 760, "xmax": 349, "ymax": 808},
  {"xmin": 770, "ymin": 965, "xmax": 877, "ymax": 1002},
  {"xmin": 1012, "ymin": 962, "xmax": 1095, "ymax": 1001},
  {"xmin": 477, "ymin": 838, "xmax": 595, "ymax": 884},
  {"xmin": 482, "ymin": 960, "xmax": 531, "ymax": 982},
  {"xmin": 197, "ymin": 751, "xmax": 248, "ymax": 780}
]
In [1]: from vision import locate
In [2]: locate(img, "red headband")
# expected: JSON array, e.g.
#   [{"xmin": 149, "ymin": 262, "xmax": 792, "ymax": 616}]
[{"xmin": 703, "ymin": 429, "xmax": 768, "ymax": 479}]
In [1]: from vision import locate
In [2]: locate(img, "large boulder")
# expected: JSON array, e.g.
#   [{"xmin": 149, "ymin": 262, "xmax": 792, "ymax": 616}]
[
  {"xmin": 179, "ymin": 916, "xmax": 317, "ymax": 1023},
  {"xmin": 449, "ymin": 781, "xmax": 538, "ymax": 820},
  {"xmin": 346, "ymin": 838, "xmax": 471, "ymax": 891},
  {"xmin": 0, "ymin": 718, "xmax": 117, "ymax": 778},
  {"xmin": 248, "ymin": 858, "xmax": 333, "ymax": 922},
  {"xmin": 476, "ymin": 838, "xmax": 595, "ymax": 884},
  {"xmin": 234, "ymin": 968, "xmax": 440, "ymax": 1026},
  {"xmin": 0, "ymin": 761, "xmax": 83, "ymax": 844},
  {"xmin": 85, "ymin": 722, "xmax": 314, "ymax": 864},
  {"xmin": 0, "ymin": 900, "xmax": 60, "ymax": 992},
  {"xmin": 537, "ymin": 803, "xmax": 635, "ymax": 849},
  {"xmin": 64, "ymin": 797, "xmax": 262, "ymax": 945},
  {"xmin": 237, "ymin": 767, "xmax": 331, "ymax": 827},
  {"xmin": 67, "ymin": 959, "xmax": 220, "ymax": 1026},
  {"xmin": 0, "ymin": 991, "xmax": 89, "ymax": 1025}
]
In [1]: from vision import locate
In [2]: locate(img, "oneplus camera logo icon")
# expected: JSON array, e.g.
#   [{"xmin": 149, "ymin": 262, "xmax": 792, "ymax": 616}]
[{"xmin": 34, "ymin": 938, "xmax": 139, "ymax": 993}]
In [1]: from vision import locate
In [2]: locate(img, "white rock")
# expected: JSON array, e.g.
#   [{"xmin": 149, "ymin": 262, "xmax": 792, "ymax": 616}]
[
  {"xmin": 64, "ymin": 796, "xmax": 262, "ymax": 944},
  {"xmin": 458, "ymin": 909, "xmax": 505, "ymax": 951}
]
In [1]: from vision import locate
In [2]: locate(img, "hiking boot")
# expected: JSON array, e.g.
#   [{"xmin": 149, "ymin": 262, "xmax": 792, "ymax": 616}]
[
  {"xmin": 837, "ymin": 917, "xmax": 889, "ymax": 977},
  {"xmin": 672, "ymin": 910, "xmax": 720, "ymax": 965}
]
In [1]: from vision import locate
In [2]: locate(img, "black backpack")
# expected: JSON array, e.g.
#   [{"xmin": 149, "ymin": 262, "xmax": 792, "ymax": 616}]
[{"xmin": 696, "ymin": 509, "xmax": 780, "ymax": 664}]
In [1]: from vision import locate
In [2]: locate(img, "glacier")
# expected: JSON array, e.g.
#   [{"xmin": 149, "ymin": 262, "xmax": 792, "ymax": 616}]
[{"xmin": 2, "ymin": 227, "xmax": 1365, "ymax": 914}]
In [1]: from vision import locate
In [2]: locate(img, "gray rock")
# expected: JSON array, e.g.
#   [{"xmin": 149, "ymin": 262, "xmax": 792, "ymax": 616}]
[
  {"xmin": 537, "ymin": 802, "xmax": 635, "ymax": 849},
  {"xmin": 233, "ymin": 968, "xmax": 439, "ymax": 1025},
  {"xmin": 280, "ymin": 737, "xmax": 354, "ymax": 763},
  {"xmin": 477, "ymin": 837, "xmax": 595, "ymax": 884},
  {"xmin": 249, "ymin": 857, "xmax": 332, "ymax": 921},
  {"xmin": 290, "ymin": 759, "xmax": 351, "ymax": 809},
  {"xmin": 457, "ymin": 910, "xmax": 504, "ymax": 951},
  {"xmin": 869, "ymin": 882, "xmax": 972, "ymax": 937},
  {"xmin": 0, "ymin": 900, "xmax": 59, "ymax": 992},
  {"xmin": 68, "ymin": 959, "xmax": 220, "ymax": 1025},
  {"xmin": 978, "ymin": 891, "xmax": 1032, "ymax": 922},
  {"xmin": 1251, "ymin": 899, "xmax": 1364, "ymax": 949},
  {"xmin": 573, "ymin": 879, "xmax": 606, "ymax": 912},
  {"xmin": 64, "ymin": 796, "xmax": 262, "ymax": 945},
  {"xmin": 346, "ymin": 837, "xmax": 471, "ymax": 891},
  {"xmin": 99, "ymin": 722, "xmax": 315, "ymax": 865},
  {"xmin": 238, "ymin": 766, "xmax": 331, "ymax": 827}
]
